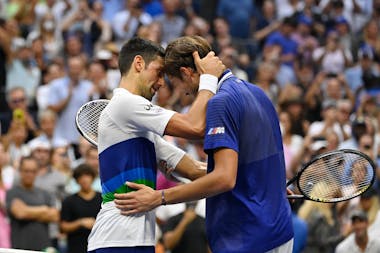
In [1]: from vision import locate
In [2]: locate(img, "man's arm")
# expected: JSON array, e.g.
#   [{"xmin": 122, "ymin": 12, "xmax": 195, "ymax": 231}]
[
  {"xmin": 114, "ymin": 148, "xmax": 238, "ymax": 214},
  {"xmin": 172, "ymin": 155, "xmax": 206, "ymax": 181},
  {"xmin": 9, "ymin": 198, "xmax": 59, "ymax": 223},
  {"xmin": 60, "ymin": 217, "xmax": 95, "ymax": 233},
  {"xmin": 163, "ymin": 209, "xmax": 197, "ymax": 250},
  {"xmin": 164, "ymin": 52, "xmax": 225, "ymax": 139}
]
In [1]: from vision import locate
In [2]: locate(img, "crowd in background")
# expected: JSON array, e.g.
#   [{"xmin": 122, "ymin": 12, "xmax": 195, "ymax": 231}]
[{"xmin": 0, "ymin": 0, "xmax": 380, "ymax": 252}]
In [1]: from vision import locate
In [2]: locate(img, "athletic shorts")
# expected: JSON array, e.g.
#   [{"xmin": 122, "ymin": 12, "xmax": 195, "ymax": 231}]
[
  {"xmin": 88, "ymin": 246, "xmax": 155, "ymax": 253},
  {"xmin": 265, "ymin": 238, "xmax": 294, "ymax": 253}
]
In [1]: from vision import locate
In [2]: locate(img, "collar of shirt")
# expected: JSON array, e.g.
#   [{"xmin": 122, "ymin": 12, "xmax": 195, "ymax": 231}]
[{"xmin": 217, "ymin": 69, "xmax": 233, "ymax": 92}]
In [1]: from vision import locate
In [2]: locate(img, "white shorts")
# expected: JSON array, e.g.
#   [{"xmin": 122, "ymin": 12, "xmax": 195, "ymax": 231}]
[{"xmin": 265, "ymin": 238, "xmax": 294, "ymax": 253}]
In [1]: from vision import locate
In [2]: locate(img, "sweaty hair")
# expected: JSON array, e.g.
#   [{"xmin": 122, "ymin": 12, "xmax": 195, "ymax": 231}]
[
  {"xmin": 118, "ymin": 37, "xmax": 165, "ymax": 76},
  {"xmin": 164, "ymin": 36, "xmax": 212, "ymax": 79}
]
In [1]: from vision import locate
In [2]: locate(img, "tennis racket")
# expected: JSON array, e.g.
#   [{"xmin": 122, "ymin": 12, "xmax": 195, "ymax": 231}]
[
  {"xmin": 286, "ymin": 149, "xmax": 376, "ymax": 203},
  {"xmin": 75, "ymin": 99, "xmax": 109, "ymax": 147}
]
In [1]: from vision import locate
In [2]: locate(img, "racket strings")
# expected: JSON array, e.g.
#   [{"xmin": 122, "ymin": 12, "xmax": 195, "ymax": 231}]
[
  {"xmin": 298, "ymin": 152, "xmax": 373, "ymax": 202},
  {"xmin": 78, "ymin": 101, "xmax": 108, "ymax": 145}
]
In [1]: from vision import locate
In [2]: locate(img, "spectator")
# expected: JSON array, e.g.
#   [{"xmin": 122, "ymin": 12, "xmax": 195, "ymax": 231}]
[
  {"xmin": 111, "ymin": 0, "xmax": 152, "ymax": 47},
  {"xmin": 334, "ymin": 16, "xmax": 353, "ymax": 54},
  {"xmin": 70, "ymin": 136, "xmax": 91, "ymax": 169},
  {"xmin": 51, "ymin": 145, "xmax": 71, "ymax": 180},
  {"xmin": 216, "ymin": 0, "xmax": 256, "ymax": 39},
  {"xmin": 6, "ymin": 38, "xmax": 41, "ymax": 104},
  {"xmin": 154, "ymin": 0, "xmax": 185, "ymax": 46},
  {"xmin": 255, "ymin": 61, "xmax": 279, "ymax": 105},
  {"xmin": 0, "ymin": 142, "xmax": 11, "ymax": 248},
  {"xmin": 312, "ymin": 30, "xmax": 353, "ymax": 74},
  {"xmin": 335, "ymin": 210, "xmax": 380, "ymax": 253},
  {"xmin": 253, "ymin": 0, "xmax": 280, "ymax": 51},
  {"xmin": 298, "ymin": 186, "xmax": 345, "ymax": 253},
  {"xmin": 339, "ymin": 117, "xmax": 368, "ymax": 150},
  {"xmin": 6, "ymin": 156, "xmax": 59, "ymax": 251},
  {"xmin": 345, "ymin": 45, "xmax": 379, "ymax": 93},
  {"xmin": 0, "ymin": 18, "xmax": 12, "ymax": 110},
  {"xmin": 47, "ymin": 56, "xmax": 92, "ymax": 148},
  {"xmin": 30, "ymin": 109, "xmax": 66, "ymax": 149},
  {"xmin": 87, "ymin": 60, "xmax": 111, "ymax": 100},
  {"xmin": 63, "ymin": 35, "xmax": 88, "ymax": 63},
  {"xmin": 2, "ymin": 121, "xmax": 29, "ymax": 169},
  {"xmin": 264, "ymin": 16, "xmax": 299, "ymax": 67},
  {"xmin": 0, "ymin": 86, "xmax": 38, "ymax": 138},
  {"xmin": 37, "ymin": 12, "xmax": 63, "ymax": 62},
  {"xmin": 211, "ymin": 17, "xmax": 232, "ymax": 54},
  {"xmin": 85, "ymin": 0, "xmax": 112, "ymax": 57},
  {"xmin": 292, "ymin": 15, "xmax": 319, "ymax": 64},
  {"xmin": 219, "ymin": 46, "xmax": 249, "ymax": 81},
  {"xmin": 279, "ymin": 110, "xmax": 303, "ymax": 179},
  {"xmin": 28, "ymin": 138, "xmax": 67, "ymax": 249},
  {"xmin": 36, "ymin": 62, "xmax": 64, "ymax": 111},
  {"xmin": 60, "ymin": 164, "xmax": 102, "ymax": 253},
  {"xmin": 67, "ymin": 146, "xmax": 101, "ymax": 194},
  {"xmin": 161, "ymin": 201, "xmax": 209, "ymax": 253}
]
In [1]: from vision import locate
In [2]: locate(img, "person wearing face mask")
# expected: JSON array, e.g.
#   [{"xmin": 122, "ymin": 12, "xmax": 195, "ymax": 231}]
[
  {"xmin": 38, "ymin": 13, "xmax": 63, "ymax": 61},
  {"xmin": 6, "ymin": 38, "xmax": 41, "ymax": 105}
]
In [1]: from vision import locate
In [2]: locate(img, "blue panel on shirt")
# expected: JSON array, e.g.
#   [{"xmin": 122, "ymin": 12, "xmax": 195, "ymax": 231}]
[{"xmin": 99, "ymin": 137, "xmax": 157, "ymax": 192}]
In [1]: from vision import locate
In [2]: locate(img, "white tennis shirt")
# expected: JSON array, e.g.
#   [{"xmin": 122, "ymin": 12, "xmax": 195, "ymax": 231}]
[{"xmin": 88, "ymin": 88, "xmax": 185, "ymax": 250}]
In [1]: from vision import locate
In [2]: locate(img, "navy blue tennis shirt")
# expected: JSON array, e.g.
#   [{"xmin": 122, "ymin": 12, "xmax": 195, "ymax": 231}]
[{"xmin": 204, "ymin": 70, "xmax": 294, "ymax": 253}]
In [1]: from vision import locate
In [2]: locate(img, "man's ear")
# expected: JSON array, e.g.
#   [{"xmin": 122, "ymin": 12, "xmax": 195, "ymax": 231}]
[
  {"xmin": 179, "ymin": 67, "xmax": 193, "ymax": 80},
  {"xmin": 133, "ymin": 55, "xmax": 145, "ymax": 73}
]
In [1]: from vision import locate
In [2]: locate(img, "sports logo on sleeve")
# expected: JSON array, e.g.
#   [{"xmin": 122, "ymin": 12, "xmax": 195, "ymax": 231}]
[
  {"xmin": 144, "ymin": 104, "xmax": 154, "ymax": 110},
  {"xmin": 207, "ymin": 127, "xmax": 225, "ymax": 135}
]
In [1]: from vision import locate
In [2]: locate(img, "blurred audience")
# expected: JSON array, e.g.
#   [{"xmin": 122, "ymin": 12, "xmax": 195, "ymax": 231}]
[{"xmin": 0, "ymin": 0, "xmax": 379, "ymax": 252}]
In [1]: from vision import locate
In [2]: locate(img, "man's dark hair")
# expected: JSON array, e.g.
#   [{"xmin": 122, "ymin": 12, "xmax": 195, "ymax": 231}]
[
  {"xmin": 19, "ymin": 156, "xmax": 38, "ymax": 170},
  {"xmin": 118, "ymin": 37, "xmax": 165, "ymax": 76},
  {"xmin": 164, "ymin": 36, "xmax": 212, "ymax": 80},
  {"xmin": 73, "ymin": 163, "xmax": 96, "ymax": 181}
]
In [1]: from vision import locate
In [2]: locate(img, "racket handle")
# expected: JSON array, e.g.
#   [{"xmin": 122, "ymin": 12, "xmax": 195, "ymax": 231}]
[{"xmin": 287, "ymin": 194, "xmax": 305, "ymax": 199}]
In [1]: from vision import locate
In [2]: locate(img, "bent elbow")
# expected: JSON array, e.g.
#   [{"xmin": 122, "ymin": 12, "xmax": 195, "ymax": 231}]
[
  {"xmin": 216, "ymin": 175, "xmax": 236, "ymax": 192},
  {"xmin": 222, "ymin": 180, "xmax": 236, "ymax": 192}
]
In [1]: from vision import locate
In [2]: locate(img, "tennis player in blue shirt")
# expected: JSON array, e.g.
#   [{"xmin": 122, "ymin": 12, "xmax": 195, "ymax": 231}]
[{"xmin": 116, "ymin": 36, "xmax": 294, "ymax": 253}]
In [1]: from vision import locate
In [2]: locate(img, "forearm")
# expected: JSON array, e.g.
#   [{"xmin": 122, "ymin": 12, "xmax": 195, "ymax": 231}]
[
  {"xmin": 174, "ymin": 155, "xmax": 207, "ymax": 181},
  {"xmin": 48, "ymin": 97, "xmax": 70, "ymax": 113},
  {"xmin": 12, "ymin": 205, "xmax": 48, "ymax": 220},
  {"xmin": 60, "ymin": 219, "xmax": 83, "ymax": 233},
  {"xmin": 163, "ymin": 220, "xmax": 189, "ymax": 249},
  {"xmin": 162, "ymin": 170, "xmax": 231, "ymax": 206},
  {"xmin": 165, "ymin": 90, "xmax": 213, "ymax": 139}
]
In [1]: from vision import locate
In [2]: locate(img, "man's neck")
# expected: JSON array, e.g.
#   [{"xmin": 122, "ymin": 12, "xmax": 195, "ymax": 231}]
[
  {"xmin": 119, "ymin": 75, "xmax": 139, "ymax": 95},
  {"xmin": 355, "ymin": 234, "xmax": 369, "ymax": 251},
  {"xmin": 78, "ymin": 189, "xmax": 96, "ymax": 200}
]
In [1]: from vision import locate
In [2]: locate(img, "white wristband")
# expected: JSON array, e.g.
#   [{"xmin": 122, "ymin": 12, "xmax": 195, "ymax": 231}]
[{"xmin": 198, "ymin": 74, "xmax": 218, "ymax": 94}]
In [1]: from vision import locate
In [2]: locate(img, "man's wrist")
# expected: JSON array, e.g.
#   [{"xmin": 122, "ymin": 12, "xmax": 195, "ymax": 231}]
[
  {"xmin": 198, "ymin": 74, "xmax": 218, "ymax": 94},
  {"xmin": 161, "ymin": 190, "xmax": 167, "ymax": 206}
]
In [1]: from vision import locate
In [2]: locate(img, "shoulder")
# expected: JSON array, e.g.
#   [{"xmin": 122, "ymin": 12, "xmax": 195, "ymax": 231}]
[
  {"xmin": 50, "ymin": 77, "xmax": 67, "ymax": 87},
  {"xmin": 336, "ymin": 235, "xmax": 355, "ymax": 252}
]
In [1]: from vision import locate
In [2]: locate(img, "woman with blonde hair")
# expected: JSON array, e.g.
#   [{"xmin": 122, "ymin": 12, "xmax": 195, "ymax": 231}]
[{"xmin": 298, "ymin": 182, "xmax": 346, "ymax": 253}]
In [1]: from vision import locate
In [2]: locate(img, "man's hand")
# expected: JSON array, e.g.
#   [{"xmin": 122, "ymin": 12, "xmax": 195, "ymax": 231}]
[
  {"xmin": 193, "ymin": 51, "xmax": 225, "ymax": 77},
  {"xmin": 114, "ymin": 182, "xmax": 161, "ymax": 215},
  {"xmin": 80, "ymin": 217, "xmax": 96, "ymax": 229}
]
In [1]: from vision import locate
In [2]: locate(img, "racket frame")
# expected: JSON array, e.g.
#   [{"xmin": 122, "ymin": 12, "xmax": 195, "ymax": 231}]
[
  {"xmin": 75, "ymin": 99, "xmax": 109, "ymax": 147},
  {"xmin": 287, "ymin": 149, "xmax": 376, "ymax": 203}
]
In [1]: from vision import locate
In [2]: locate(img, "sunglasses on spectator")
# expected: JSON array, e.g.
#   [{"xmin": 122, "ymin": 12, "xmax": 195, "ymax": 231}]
[{"xmin": 11, "ymin": 97, "xmax": 26, "ymax": 104}]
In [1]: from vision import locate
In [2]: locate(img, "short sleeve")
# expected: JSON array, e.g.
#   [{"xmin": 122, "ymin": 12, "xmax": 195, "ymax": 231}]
[
  {"xmin": 154, "ymin": 135, "xmax": 186, "ymax": 171},
  {"xmin": 204, "ymin": 96, "xmax": 239, "ymax": 153},
  {"xmin": 110, "ymin": 93, "xmax": 175, "ymax": 136}
]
